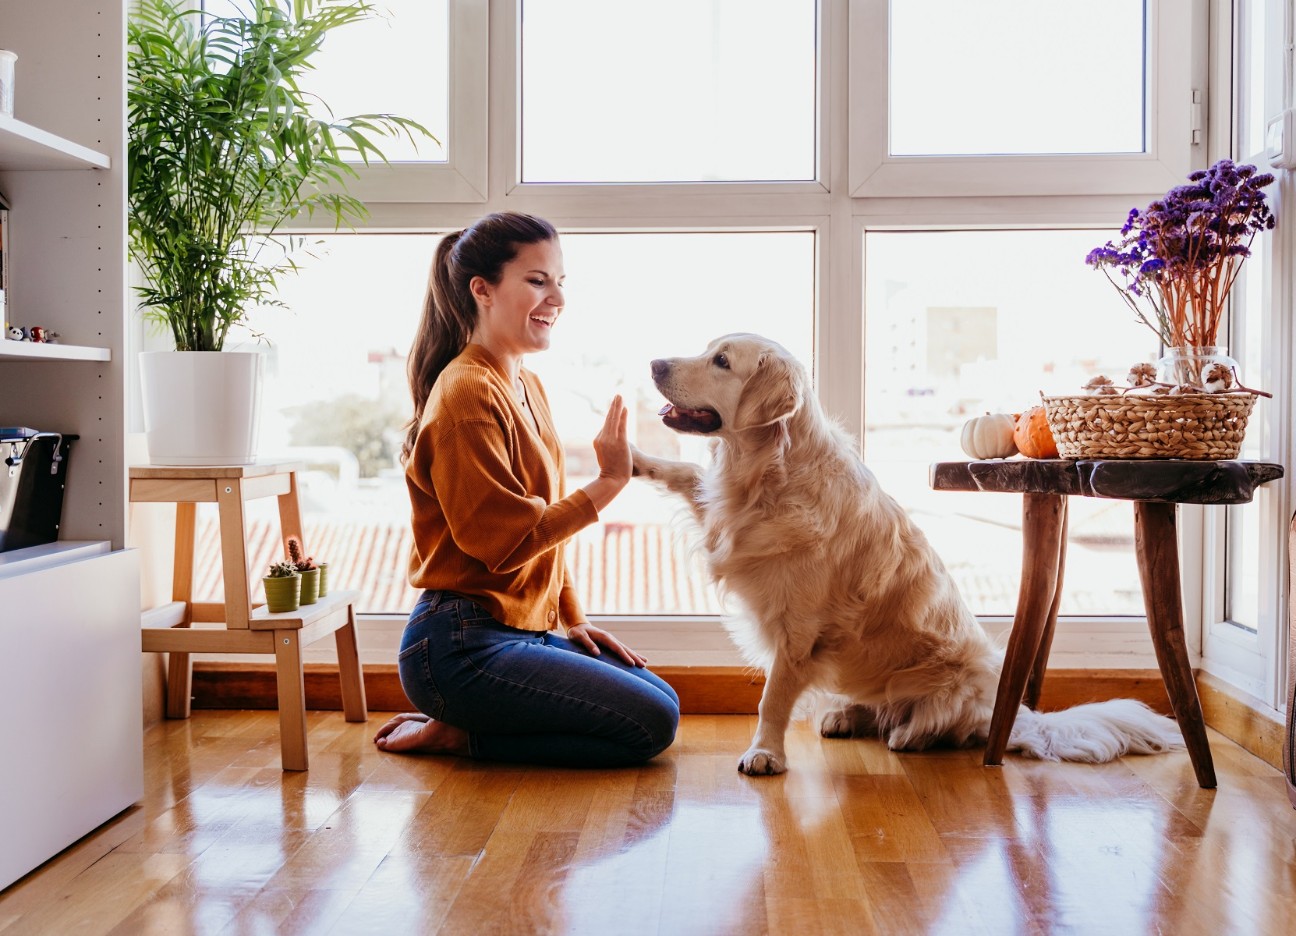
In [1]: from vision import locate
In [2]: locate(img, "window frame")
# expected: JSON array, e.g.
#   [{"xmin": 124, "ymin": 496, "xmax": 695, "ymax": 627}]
[
  {"xmin": 495, "ymin": 0, "xmax": 831, "ymax": 199},
  {"xmin": 152, "ymin": 0, "xmax": 1296, "ymax": 697},
  {"xmin": 1196, "ymin": 0, "xmax": 1293, "ymax": 713},
  {"xmin": 848, "ymin": 0, "xmax": 1207, "ymax": 198},
  {"xmin": 340, "ymin": 0, "xmax": 489, "ymax": 204}
]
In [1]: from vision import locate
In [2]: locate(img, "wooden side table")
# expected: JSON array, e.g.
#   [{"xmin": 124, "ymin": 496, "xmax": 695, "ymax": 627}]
[
  {"xmin": 930, "ymin": 458, "xmax": 1284, "ymax": 789},
  {"xmin": 131, "ymin": 462, "xmax": 367, "ymax": 770}
]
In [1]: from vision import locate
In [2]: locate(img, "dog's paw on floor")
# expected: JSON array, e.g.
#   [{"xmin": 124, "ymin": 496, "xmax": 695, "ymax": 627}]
[
  {"xmin": 817, "ymin": 704, "xmax": 880, "ymax": 739},
  {"xmin": 738, "ymin": 747, "xmax": 787, "ymax": 776}
]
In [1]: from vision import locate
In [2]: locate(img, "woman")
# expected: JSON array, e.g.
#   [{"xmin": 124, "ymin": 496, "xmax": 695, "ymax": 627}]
[{"xmin": 373, "ymin": 211, "xmax": 680, "ymax": 767}]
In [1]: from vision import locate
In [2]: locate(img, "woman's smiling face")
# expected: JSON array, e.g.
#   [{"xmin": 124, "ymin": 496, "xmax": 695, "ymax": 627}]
[{"xmin": 470, "ymin": 238, "xmax": 566, "ymax": 362}]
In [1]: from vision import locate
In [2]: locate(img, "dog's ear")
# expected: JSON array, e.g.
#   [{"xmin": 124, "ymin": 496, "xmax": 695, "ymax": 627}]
[{"xmin": 734, "ymin": 352, "xmax": 804, "ymax": 430}]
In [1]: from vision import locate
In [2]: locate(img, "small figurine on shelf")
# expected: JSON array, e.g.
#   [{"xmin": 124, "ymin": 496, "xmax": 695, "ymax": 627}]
[
  {"xmin": 5, "ymin": 324, "xmax": 21, "ymax": 341},
  {"xmin": 286, "ymin": 535, "xmax": 321, "ymax": 605}
]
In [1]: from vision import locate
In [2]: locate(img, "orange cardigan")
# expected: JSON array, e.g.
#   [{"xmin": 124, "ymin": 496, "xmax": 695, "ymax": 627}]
[{"xmin": 404, "ymin": 344, "xmax": 599, "ymax": 632}]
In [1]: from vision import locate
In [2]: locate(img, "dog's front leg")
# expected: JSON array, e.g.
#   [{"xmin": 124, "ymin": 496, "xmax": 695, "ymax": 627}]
[
  {"xmin": 739, "ymin": 653, "xmax": 811, "ymax": 776},
  {"xmin": 631, "ymin": 445, "xmax": 707, "ymax": 520}
]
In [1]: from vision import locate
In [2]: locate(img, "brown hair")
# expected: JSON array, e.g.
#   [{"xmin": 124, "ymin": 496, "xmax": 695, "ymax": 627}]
[{"xmin": 401, "ymin": 211, "xmax": 558, "ymax": 462}]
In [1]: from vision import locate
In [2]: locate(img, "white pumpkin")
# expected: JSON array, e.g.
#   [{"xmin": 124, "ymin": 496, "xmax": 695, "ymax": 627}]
[{"xmin": 960, "ymin": 413, "xmax": 1018, "ymax": 460}]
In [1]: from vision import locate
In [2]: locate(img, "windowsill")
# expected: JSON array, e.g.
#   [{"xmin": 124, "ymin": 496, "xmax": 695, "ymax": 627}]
[{"xmin": 179, "ymin": 612, "xmax": 1167, "ymax": 670}]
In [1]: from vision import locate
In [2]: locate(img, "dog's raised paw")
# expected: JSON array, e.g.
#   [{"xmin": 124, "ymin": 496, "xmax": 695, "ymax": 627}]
[{"xmin": 737, "ymin": 747, "xmax": 787, "ymax": 776}]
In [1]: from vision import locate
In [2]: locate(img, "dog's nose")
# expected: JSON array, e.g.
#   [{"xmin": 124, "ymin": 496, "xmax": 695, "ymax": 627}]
[{"xmin": 651, "ymin": 359, "xmax": 670, "ymax": 381}]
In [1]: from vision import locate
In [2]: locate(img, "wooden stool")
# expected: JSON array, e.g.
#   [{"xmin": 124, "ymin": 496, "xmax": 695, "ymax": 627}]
[
  {"xmin": 930, "ymin": 458, "xmax": 1284, "ymax": 789},
  {"xmin": 132, "ymin": 462, "xmax": 367, "ymax": 770}
]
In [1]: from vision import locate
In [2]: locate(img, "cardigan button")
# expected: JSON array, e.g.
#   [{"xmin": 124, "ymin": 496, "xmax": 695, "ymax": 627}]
[{"xmin": 547, "ymin": 610, "xmax": 556, "ymax": 623}]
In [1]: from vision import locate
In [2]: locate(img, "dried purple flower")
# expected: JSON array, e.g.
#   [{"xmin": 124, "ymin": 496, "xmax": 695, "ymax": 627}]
[{"xmin": 1085, "ymin": 159, "xmax": 1276, "ymax": 348}]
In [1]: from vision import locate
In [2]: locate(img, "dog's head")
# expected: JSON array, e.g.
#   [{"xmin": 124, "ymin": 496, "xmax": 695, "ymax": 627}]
[{"xmin": 651, "ymin": 333, "xmax": 807, "ymax": 435}]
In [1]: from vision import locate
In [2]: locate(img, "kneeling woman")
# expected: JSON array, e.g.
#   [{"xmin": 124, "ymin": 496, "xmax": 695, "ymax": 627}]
[{"xmin": 374, "ymin": 211, "xmax": 679, "ymax": 767}]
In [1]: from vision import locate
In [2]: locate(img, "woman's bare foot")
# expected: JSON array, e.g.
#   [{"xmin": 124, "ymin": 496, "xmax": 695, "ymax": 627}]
[{"xmin": 373, "ymin": 712, "xmax": 470, "ymax": 756}]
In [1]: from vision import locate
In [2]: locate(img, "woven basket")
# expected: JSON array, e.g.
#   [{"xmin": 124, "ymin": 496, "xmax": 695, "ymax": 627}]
[{"xmin": 1042, "ymin": 392, "xmax": 1257, "ymax": 460}]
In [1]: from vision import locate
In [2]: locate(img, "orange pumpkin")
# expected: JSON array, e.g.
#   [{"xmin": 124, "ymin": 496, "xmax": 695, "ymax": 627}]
[{"xmin": 1013, "ymin": 406, "xmax": 1059, "ymax": 459}]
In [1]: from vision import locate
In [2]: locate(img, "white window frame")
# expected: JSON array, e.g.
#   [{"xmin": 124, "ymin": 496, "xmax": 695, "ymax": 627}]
[
  {"xmin": 341, "ymin": 0, "xmax": 489, "ymax": 203},
  {"xmin": 848, "ymin": 0, "xmax": 1206, "ymax": 198},
  {"xmin": 494, "ymin": 0, "xmax": 831, "ymax": 200},
  {"xmin": 1197, "ymin": 0, "xmax": 1293, "ymax": 714},
  {"xmin": 251, "ymin": 0, "xmax": 1294, "ymax": 687}
]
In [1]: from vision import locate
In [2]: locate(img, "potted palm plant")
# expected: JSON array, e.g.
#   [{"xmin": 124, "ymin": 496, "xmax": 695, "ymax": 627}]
[{"xmin": 128, "ymin": 0, "xmax": 432, "ymax": 465}]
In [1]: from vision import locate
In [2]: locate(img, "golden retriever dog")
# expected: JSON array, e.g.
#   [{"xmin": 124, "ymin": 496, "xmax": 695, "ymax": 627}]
[{"xmin": 631, "ymin": 333, "xmax": 1184, "ymax": 776}]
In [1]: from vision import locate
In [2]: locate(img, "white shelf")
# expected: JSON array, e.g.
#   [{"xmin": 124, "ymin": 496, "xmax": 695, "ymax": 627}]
[
  {"xmin": 0, "ymin": 540, "xmax": 110, "ymax": 579},
  {"xmin": 0, "ymin": 114, "xmax": 110, "ymax": 170},
  {"xmin": 0, "ymin": 340, "xmax": 111, "ymax": 362}
]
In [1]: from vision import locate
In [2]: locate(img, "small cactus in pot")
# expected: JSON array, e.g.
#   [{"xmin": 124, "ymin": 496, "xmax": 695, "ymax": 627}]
[
  {"xmin": 286, "ymin": 535, "xmax": 321, "ymax": 605},
  {"xmin": 262, "ymin": 559, "xmax": 301, "ymax": 613}
]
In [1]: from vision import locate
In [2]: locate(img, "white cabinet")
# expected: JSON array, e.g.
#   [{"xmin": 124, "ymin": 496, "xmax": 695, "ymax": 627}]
[
  {"xmin": 0, "ymin": 0, "xmax": 140, "ymax": 891},
  {"xmin": 0, "ymin": 546, "xmax": 142, "ymax": 892}
]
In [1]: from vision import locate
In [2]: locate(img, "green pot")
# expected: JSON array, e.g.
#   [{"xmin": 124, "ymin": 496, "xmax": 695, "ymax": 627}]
[
  {"xmin": 299, "ymin": 567, "xmax": 321, "ymax": 605},
  {"xmin": 263, "ymin": 573, "xmax": 301, "ymax": 613},
  {"xmin": 318, "ymin": 562, "xmax": 329, "ymax": 597}
]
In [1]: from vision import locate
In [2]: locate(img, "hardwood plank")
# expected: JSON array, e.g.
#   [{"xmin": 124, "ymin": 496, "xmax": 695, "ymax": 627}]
[{"xmin": 3, "ymin": 712, "xmax": 1295, "ymax": 936}]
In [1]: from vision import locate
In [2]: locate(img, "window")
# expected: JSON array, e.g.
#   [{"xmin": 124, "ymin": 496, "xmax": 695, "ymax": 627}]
[
  {"xmin": 305, "ymin": 0, "xmax": 451, "ymax": 164},
  {"xmin": 205, "ymin": 0, "xmax": 487, "ymax": 202},
  {"xmin": 851, "ymin": 0, "xmax": 1201, "ymax": 197},
  {"xmin": 1199, "ymin": 0, "xmax": 1286, "ymax": 704},
  {"xmin": 146, "ymin": 0, "xmax": 1293, "ymax": 690},
  {"xmin": 889, "ymin": 0, "xmax": 1146, "ymax": 157},
  {"xmin": 216, "ymin": 230, "xmax": 816, "ymax": 615},
  {"xmin": 519, "ymin": 0, "xmax": 817, "ymax": 183},
  {"xmin": 864, "ymin": 230, "xmax": 1157, "ymax": 616}
]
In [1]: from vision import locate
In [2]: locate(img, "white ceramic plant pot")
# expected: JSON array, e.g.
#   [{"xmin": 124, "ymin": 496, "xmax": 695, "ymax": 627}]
[{"xmin": 139, "ymin": 350, "xmax": 264, "ymax": 466}]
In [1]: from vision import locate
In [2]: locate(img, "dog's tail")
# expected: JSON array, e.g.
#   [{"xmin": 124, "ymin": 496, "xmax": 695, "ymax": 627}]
[{"xmin": 1006, "ymin": 699, "xmax": 1185, "ymax": 763}]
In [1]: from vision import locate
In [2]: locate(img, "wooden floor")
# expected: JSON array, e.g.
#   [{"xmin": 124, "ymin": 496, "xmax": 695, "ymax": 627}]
[{"xmin": 2, "ymin": 712, "xmax": 1295, "ymax": 936}]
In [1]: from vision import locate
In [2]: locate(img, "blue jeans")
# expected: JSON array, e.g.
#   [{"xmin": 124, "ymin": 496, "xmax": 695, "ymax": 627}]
[{"xmin": 397, "ymin": 590, "xmax": 680, "ymax": 767}]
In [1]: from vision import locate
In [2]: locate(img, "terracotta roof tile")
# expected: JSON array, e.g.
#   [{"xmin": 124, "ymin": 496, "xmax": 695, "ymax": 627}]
[{"xmin": 192, "ymin": 517, "xmax": 724, "ymax": 615}]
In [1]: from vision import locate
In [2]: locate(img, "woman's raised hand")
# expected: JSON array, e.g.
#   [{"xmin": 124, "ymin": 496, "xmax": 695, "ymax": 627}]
[
  {"xmin": 592, "ymin": 394, "xmax": 631, "ymax": 484},
  {"xmin": 582, "ymin": 395, "xmax": 632, "ymax": 512}
]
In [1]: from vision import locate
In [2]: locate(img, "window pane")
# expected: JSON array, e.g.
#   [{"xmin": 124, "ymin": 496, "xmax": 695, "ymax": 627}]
[
  {"xmin": 1225, "ymin": 233, "xmax": 1268, "ymax": 632},
  {"xmin": 203, "ymin": 0, "xmax": 448, "ymax": 163},
  {"xmin": 1237, "ymin": 0, "xmax": 1268, "ymax": 159},
  {"xmin": 520, "ymin": 0, "xmax": 816, "ymax": 183},
  {"xmin": 536, "ymin": 232, "xmax": 816, "ymax": 614},
  {"xmin": 889, "ymin": 0, "xmax": 1146, "ymax": 157},
  {"xmin": 213, "ymin": 232, "xmax": 815, "ymax": 617},
  {"xmin": 865, "ymin": 231, "xmax": 1160, "ymax": 616}
]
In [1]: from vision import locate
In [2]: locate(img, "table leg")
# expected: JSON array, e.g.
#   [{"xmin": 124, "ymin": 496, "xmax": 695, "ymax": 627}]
[
  {"xmin": 1025, "ymin": 498, "xmax": 1068, "ymax": 710},
  {"xmin": 166, "ymin": 501, "xmax": 198, "ymax": 719},
  {"xmin": 216, "ymin": 480, "xmax": 252, "ymax": 630},
  {"xmin": 1133, "ymin": 501, "xmax": 1216, "ymax": 789},
  {"xmin": 335, "ymin": 603, "xmax": 368, "ymax": 723},
  {"xmin": 985, "ymin": 492, "xmax": 1067, "ymax": 767},
  {"xmin": 277, "ymin": 470, "xmax": 305, "ymax": 554},
  {"xmin": 274, "ymin": 629, "xmax": 310, "ymax": 772}
]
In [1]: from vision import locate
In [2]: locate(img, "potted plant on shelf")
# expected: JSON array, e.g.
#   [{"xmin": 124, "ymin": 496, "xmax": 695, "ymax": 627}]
[
  {"xmin": 263, "ymin": 559, "xmax": 302, "ymax": 613},
  {"xmin": 286, "ymin": 535, "xmax": 321, "ymax": 605},
  {"xmin": 127, "ymin": 0, "xmax": 433, "ymax": 466}
]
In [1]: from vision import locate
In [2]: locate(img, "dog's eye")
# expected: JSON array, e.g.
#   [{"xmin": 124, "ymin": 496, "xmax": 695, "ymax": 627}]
[{"xmin": 713, "ymin": 353, "xmax": 730, "ymax": 369}]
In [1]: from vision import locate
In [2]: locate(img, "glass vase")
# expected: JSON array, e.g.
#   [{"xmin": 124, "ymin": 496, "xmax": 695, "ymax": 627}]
[{"xmin": 1156, "ymin": 345, "xmax": 1240, "ymax": 390}]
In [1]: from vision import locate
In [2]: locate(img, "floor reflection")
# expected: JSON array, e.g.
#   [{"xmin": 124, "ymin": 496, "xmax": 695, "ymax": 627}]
[{"xmin": 13, "ymin": 711, "xmax": 1295, "ymax": 936}]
